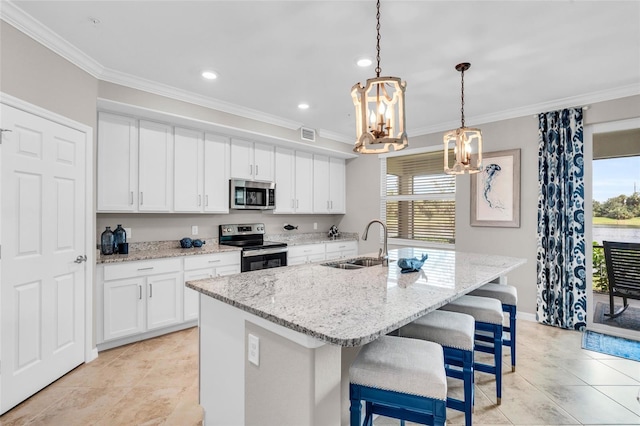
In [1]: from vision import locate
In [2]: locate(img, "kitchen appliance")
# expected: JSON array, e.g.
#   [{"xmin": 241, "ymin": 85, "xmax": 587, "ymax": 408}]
[
  {"xmin": 219, "ymin": 223, "xmax": 287, "ymax": 272},
  {"xmin": 230, "ymin": 179, "xmax": 275, "ymax": 210}
]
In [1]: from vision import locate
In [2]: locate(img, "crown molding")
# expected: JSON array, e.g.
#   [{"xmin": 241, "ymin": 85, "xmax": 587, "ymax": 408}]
[
  {"xmin": 317, "ymin": 129, "xmax": 353, "ymax": 145},
  {"xmin": 0, "ymin": 1, "xmax": 104, "ymax": 77},
  {"xmin": 410, "ymin": 83, "xmax": 640, "ymax": 136},
  {"xmin": 1, "ymin": 0, "xmax": 310, "ymax": 134}
]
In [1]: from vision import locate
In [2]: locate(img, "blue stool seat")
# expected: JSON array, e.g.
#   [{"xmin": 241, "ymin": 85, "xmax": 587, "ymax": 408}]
[
  {"xmin": 398, "ymin": 310, "xmax": 475, "ymax": 426},
  {"xmin": 469, "ymin": 283, "xmax": 518, "ymax": 372},
  {"xmin": 349, "ymin": 335, "xmax": 447, "ymax": 426},
  {"xmin": 439, "ymin": 295, "xmax": 504, "ymax": 405}
]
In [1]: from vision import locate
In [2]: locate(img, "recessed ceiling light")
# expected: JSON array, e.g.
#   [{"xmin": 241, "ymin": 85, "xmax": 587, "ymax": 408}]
[
  {"xmin": 356, "ymin": 58, "xmax": 373, "ymax": 67},
  {"xmin": 202, "ymin": 71, "xmax": 218, "ymax": 80},
  {"xmin": 298, "ymin": 103, "xmax": 310, "ymax": 110}
]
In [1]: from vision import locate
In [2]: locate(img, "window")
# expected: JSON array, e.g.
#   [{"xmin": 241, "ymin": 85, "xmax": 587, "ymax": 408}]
[{"xmin": 381, "ymin": 148, "xmax": 455, "ymax": 246}]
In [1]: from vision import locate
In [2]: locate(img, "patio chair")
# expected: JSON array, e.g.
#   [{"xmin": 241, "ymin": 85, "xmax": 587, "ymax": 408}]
[{"xmin": 602, "ymin": 241, "xmax": 640, "ymax": 319}]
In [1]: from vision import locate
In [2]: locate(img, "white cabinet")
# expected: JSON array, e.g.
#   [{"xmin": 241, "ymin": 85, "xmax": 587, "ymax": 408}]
[
  {"xmin": 313, "ymin": 155, "xmax": 346, "ymax": 214},
  {"xmin": 230, "ymin": 139, "xmax": 274, "ymax": 182},
  {"xmin": 274, "ymin": 148, "xmax": 313, "ymax": 214},
  {"xmin": 97, "ymin": 114, "xmax": 173, "ymax": 212},
  {"xmin": 183, "ymin": 252, "xmax": 240, "ymax": 321},
  {"xmin": 325, "ymin": 240, "xmax": 358, "ymax": 261},
  {"xmin": 287, "ymin": 244, "xmax": 327, "ymax": 266},
  {"xmin": 203, "ymin": 134, "xmax": 230, "ymax": 212},
  {"xmin": 100, "ymin": 258, "xmax": 183, "ymax": 342},
  {"xmin": 97, "ymin": 112, "xmax": 138, "ymax": 212},
  {"xmin": 138, "ymin": 120, "xmax": 173, "ymax": 212},
  {"xmin": 174, "ymin": 128, "xmax": 229, "ymax": 213}
]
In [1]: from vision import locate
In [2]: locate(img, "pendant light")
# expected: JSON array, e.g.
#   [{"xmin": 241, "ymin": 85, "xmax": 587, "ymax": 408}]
[
  {"xmin": 351, "ymin": 0, "xmax": 408, "ymax": 154},
  {"xmin": 444, "ymin": 62, "xmax": 482, "ymax": 174}
]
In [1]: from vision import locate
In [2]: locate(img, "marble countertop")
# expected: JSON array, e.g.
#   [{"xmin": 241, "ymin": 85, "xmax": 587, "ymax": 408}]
[
  {"xmin": 97, "ymin": 240, "xmax": 240, "ymax": 264},
  {"xmin": 186, "ymin": 247, "xmax": 526, "ymax": 347}
]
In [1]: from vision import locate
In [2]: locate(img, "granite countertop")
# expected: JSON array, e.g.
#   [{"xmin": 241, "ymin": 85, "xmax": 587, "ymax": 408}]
[
  {"xmin": 96, "ymin": 240, "xmax": 240, "ymax": 264},
  {"xmin": 186, "ymin": 247, "xmax": 526, "ymax": 347},
  {"xmin": 266, "ymin": 232, "xmax": 359, "ymax": 246}
]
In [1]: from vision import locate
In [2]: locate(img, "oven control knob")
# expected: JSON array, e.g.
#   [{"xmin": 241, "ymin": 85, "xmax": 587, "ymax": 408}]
[{"xmin": 257, "ymin": 226, "xmax": 263, "ymax": 231}]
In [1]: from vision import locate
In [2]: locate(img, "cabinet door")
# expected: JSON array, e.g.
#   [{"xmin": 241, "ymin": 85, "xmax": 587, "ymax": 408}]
[
  {"xmin": 274, "ymin": 147, "xmax": 295, "ymax": 213},
  {"xmin": 294, "ymin": 151, "xmax": 314, "ymax": 213},
  {"xmin": 253, "ymin": 142, "xmax": 274, "ymax": 181},
  {"xmin": 174, "ymin": 127, "xmax": 203, "ymax": 212},
  {"xmin": 138, "ymin": 120, "xmax": 173, "ymax": 212},
  {"xmin": 147, "ymin": 272, "xmax": 183, "ymax": 330},
  {"xmin": 97, "ymin": 113, "xmax": 138, "ymax": 212},
  {"xmin": 184, "ymin": 269, "xmax": 214, "ymax": 322},
  {"xmin": 103, "ymin": 277, "xmax": 145, "ymax": 341},
  {"xmin": 230, "ymin": 139, "xmax": 253, "ymax": 180},
  {"xmin": 204, "ymin": 134, "xmax": 230, "ymax": 213},
  {"xmin": 313, "ymin": 155, "xmax": 330, "ymax": 213},
  {"xmin": 329, "ymin": 157, "xmax": 346, "ymax": 213}
]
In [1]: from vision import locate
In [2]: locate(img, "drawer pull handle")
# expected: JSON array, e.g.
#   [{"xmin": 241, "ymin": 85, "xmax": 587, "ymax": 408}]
[
  {"xmin": 137, "ymin": 267, "xmax": 154, "ymax": 271},
  {"xmin": 208, "ymin": 260, "xmax": 221, "ymax": 263}
]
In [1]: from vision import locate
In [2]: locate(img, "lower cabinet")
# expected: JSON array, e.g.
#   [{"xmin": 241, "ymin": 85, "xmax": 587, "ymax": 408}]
[
  {"xmin": 288, "ymin": 240, "xmax": 359, "ymax": 265},
  {"xmin": 183, "ymin": 253, "xmax": 241, "ymax": 321},
  {"xmin": 97, "ymin": 252, "xmax": 240, "ymax": 348},
  {"xmin": 287, "ymin": 244, "xmax": 326, "ymax": 266},
  {"xmin": 325, "ymin": 240, "xmax": 358, "ymax": 261}
]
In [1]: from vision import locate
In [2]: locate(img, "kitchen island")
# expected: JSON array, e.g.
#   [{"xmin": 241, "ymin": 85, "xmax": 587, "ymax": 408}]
[{"xmin": 187, "ymin": 247, "xmax": 526, "ymax": 426}]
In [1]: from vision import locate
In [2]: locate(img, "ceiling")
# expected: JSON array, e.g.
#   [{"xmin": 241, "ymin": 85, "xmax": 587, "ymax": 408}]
[{"xmin": 5, "ymin": 1, "xmax": 640, "ymax": 143}]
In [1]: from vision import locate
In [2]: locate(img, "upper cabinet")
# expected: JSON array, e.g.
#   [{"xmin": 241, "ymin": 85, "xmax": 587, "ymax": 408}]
[
  {"xmin": 274, "ymin": 147, "xmax": 313, "ymax": 214},
  {"xmin": 230, "ymin": 139, "xmax": 274, "ymax": 182},
  {"xmin": 138, "ymin": 120, "xmax": 173, "ymax": 212},
  {"xmin": 97, "ymin": 112, "xmax": 138, "ymax": 212},
  {"xmin": 174, "ymin": 128, "xmax": 229, "ymax": 213},
  {"xmin": 97, "ymin": 114, "xmax": 173, "ymax": 213},
  {"xmin": 313, "ymin": 155, "xmax": 346, "ymax": 214},
  {"xmin": 97, "ymin": 110, "xmax": 349, "ymax": 215}
]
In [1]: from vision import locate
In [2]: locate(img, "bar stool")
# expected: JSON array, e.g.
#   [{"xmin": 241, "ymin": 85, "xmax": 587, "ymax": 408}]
[
  {"xmin": 469, "ymin": 283, "xmax": 518, "ymax": 372},
  {"xmin": 398, "ymin": 310, "xmax": 475, "ymax": 426},
  {"xmin": 439, "ymin": 295, "xmax": 504, "ymax": 404},
  {"xmin": 349, "ymin": 335, "xmax": 447, "ymax": 426}
]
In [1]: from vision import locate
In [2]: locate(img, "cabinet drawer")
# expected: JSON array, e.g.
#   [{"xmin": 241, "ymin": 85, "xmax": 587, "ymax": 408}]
[
  {"xmin": 104, "ymin": 258, "xmax": 182, "ymax": 281},
  {"xmin": 325, "ymin": 240, "xmax": 358, "ymax": 253},
  {"xmin": 184, "ymin": 251, "xmax": 240, "ymax": 271},
  {"xmin": 287, "ymin": 244, "xmax": 325, "ymax": 258}
]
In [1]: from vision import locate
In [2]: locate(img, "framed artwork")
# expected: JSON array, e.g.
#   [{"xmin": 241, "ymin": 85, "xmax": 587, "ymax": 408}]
[{"xmin": 470, "ymin": 148, "xmax": 521, "ymax": 227}]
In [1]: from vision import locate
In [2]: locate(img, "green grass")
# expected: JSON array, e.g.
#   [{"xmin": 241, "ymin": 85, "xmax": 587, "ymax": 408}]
[{"xmin": 593, "ymin": 216, "xmax": 640, "ymax": 227}]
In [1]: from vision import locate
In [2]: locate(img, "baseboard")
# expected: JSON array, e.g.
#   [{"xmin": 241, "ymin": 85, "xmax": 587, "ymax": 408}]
[
  {"xmin": 86, "ymin": 347, "xmax": 99, "ymax": 363},
  {"xmin": 518, "ymin": 311, "xmax": 537, "ymax": 322},
  {"xmin": 97, "ymin": 320, "xmax": 198, "ymax": 352}
]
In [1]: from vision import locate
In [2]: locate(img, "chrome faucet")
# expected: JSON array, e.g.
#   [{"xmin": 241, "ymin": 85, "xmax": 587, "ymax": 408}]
[{"xmin": 362, "ymin": 219, "xmax": 389, "ymax": 267}]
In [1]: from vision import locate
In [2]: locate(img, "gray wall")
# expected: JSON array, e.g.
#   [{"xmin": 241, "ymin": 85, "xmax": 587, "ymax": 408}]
[{"xmin": 341, "ymin": 95, "xmax": 640, "ymax": 317}]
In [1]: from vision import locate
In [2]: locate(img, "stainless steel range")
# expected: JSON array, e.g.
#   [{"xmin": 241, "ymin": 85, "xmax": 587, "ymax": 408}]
[{"xmin": 219, "ymin": 223, "xmax": 287, "ymax": 272}]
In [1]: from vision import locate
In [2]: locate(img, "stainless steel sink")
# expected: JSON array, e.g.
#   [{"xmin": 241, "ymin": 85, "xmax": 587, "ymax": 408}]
[{"xmin": 322, "ymin": 257, "xmax": 386, "ymax": 270}]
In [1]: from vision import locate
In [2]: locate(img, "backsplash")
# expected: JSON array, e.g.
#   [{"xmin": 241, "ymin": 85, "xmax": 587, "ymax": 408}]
[{"xmin": 96, "ymin": 212, "xmax": 346, "ymax": 243}]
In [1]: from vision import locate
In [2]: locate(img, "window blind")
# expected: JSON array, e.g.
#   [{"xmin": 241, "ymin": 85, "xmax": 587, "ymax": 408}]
[{"xmin": 382, "ymin": 150, "xmax": 456, "ymax": 245}]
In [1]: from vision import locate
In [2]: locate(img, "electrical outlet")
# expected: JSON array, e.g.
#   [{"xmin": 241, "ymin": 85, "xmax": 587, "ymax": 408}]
[
  {"xmin": 313, "ymin": 222, "xmax": 318, "ymax": 230},
  {"xmin": 124, "ymin": 228, "xmax": 132, "ymax": 239},
  {"xmin": 192, "ymin": 225, "xmax": 198, "ymax": 235},
  {"xmin": 248, "ymin": 334, "xmax": 259, "ymax": 366}
]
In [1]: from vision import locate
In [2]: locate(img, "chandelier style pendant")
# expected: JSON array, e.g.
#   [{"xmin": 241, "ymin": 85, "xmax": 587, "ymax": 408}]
[
  {"xmin": 444, "ymin": 62, "xmax": 483, "ymax": 174},
  {"xmin": 351, "ymin": 0, "xmax": 408, "ymax": 154}
]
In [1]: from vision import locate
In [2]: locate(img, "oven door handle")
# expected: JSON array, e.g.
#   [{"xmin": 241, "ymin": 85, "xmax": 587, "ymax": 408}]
[{"xmin": 242, "ymin": 247, "xmax": 288, "ymax": 257}]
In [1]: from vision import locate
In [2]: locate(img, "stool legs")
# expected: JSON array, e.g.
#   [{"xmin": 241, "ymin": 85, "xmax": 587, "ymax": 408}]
[
  {"xmin": 473, "ymin": 322, "xmax": 503, "ymax": 405},
  {"xmin": 442, "ymin": 347, "xmax": 474, "ymax": 426},
  {"xmin": 503, "ymin": 304, "xmax": 517, "ymax": 372}
]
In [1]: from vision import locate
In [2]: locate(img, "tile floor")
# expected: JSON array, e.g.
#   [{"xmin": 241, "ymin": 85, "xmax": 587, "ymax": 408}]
[{"xmin": 1, "ymin": 320, "xmax": 639, "ymax": 425}]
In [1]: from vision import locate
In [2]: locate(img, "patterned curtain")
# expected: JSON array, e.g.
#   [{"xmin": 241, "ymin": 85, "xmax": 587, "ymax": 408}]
[{"xmin": 536, "ymin": 108, "xmax": 586, "ymax": 330}]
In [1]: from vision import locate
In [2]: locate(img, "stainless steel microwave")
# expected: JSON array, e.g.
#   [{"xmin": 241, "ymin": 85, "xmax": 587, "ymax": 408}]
[{"xmin": 230, "ymin": 179, "xmax": 275, "ymax": 210}]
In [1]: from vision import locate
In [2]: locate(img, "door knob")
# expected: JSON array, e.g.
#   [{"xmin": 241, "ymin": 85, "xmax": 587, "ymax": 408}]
[{"xmin": 74, "ymin": 255, "xmax": 87, "ymax": 263}]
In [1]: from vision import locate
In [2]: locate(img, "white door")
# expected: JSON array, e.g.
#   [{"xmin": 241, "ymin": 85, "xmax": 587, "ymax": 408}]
[
  {"xmin": 146, "ymin": 272, "xmax": 183, "ymax": 330},
  {"xmin": 295, "ymin": 151, "xmax": 314, "ymax": 213},
  {"xmin": 138, "ymin": 120, "xmax": 172, "ymax": 212},
  {"xmin": 103, "ymin": 277, "xmax": 145, "ymax": 341},
  {"xmin": 274, "ymin": 147, "xmax": 295, "ymax": 213},
  {"xmin": 174, "ymin": 127, "xmax": 203, "ymax": 212},
  {"xmin": 203, "ymin": 134, "xmax": 230, "ymax": 213},
  {"xmin": 1, "ymin": 104, "xmax": 86, "ymax": 414}
]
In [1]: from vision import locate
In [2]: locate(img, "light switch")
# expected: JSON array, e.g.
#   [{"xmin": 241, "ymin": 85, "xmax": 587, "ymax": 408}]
[
  {"xmin": 248, "ymin": 334, "xmax": 259, "ymax": 366},
  {"xmin": 192, "ymin": 225, "xmax": 198, "ymax": 235}
]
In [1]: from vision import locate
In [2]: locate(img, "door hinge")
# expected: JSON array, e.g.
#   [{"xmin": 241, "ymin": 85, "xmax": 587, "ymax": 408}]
[{"xmin": 0, "ymin": 128, "xmax": 12, "ymax": 144}]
